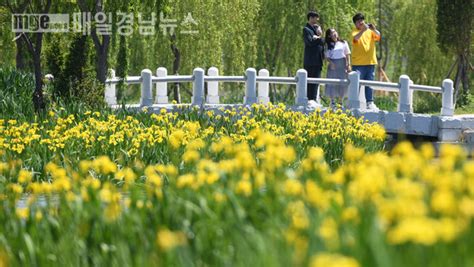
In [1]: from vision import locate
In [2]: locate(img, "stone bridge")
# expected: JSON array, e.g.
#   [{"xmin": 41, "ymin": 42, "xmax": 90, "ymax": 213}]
[{"xmin": 105, "ymin": 67, "xmax": 474, "ymax": 144}]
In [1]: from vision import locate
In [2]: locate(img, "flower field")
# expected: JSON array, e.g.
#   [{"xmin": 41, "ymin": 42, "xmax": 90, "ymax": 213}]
[{"xmin": 1, "ymin": 104, "xmax": 473, "ymax": 266}]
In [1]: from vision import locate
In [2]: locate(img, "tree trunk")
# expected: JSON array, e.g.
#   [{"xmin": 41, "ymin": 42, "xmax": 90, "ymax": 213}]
[
  {"xmin": 15, "ymin": 36, "xmax": 26, "ymax": 70},
  {"xmin": 5, "ymin": 0, "xmax": 50, "ymax": 112},
  {"xmin": 461, "ymin": 54, "xmax": 470, "ymax": 97},
  {"xmin": 170, "ymin": 33, "xmax": 181, "ymax": 103},
  {"xmin": 95, "ymin": 42, "xmax": 109, "ymax": 83},
  {"xmin": 78, "ymin": 0, "xmax": 110, "ymax": 84},
  {"xmin": 453, "ymin": 54, "xmax": 463, "ymax": 105},
  {"xmin": 32, "ymin": 51, "xmax": 45, "ymax": 111}
]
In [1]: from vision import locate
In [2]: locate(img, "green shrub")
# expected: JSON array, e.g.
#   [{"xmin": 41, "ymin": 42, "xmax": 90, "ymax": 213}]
[{"xmin": 0, "ymin": 67, "xmax": 37, "ymax": 119}]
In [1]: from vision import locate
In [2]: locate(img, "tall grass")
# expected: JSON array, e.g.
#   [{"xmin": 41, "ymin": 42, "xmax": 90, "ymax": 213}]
[{"xmin": 0, "ymin": 67, "xmax": 36, "ymax": 120}]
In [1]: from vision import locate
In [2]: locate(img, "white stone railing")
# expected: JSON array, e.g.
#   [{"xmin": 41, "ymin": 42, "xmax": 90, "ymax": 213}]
[{"xmin": 105, "ymin": 67, "xmax": 455, "ymax": 116}]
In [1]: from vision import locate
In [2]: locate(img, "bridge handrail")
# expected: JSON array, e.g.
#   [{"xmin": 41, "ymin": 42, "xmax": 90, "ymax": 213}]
[
  {"xmin": 104, "ymin": 67, "xmax": 454, "ymax": 116},
  {"xmin": 360, "ymin": 80, "xmax": 399, "ymax": 90}
]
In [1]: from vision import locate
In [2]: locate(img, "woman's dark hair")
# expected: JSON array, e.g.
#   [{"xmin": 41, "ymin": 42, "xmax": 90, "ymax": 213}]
[
  {"xmin": 307, "ymin": 11, "xmax": 319, "ymax": 21},
  {"xmin": 325, "ymin": 28, "xmax": 340, "ymax": 50},
  {"xmin": 352, "ymin": 13, "xmax": 365, "ymax": 24}
]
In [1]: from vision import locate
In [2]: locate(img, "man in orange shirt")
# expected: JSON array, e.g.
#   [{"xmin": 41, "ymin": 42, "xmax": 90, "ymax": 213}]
[{"xmin": 351, "ymin": 13, "xmax": 381, "ymax": 110}]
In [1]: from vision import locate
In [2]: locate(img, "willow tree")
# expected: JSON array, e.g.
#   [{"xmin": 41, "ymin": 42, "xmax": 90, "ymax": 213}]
[
  {"xmin": 2, "ymin": 0, "xmax": 52, "ymax": 111},
  {"xmin": 436, "ymin": 0, "xmax": 473, "ymax": 105},
  {"xmin": 76, "ymin": 0, "xmax": 128, "ymax": 83},
  {"xmin": 0, "ymin": 5, "xmax": 24, "ymax": 69},
  {"xmin": 147, "ymin": 0, "xmax": 260, "ymax": 102}
]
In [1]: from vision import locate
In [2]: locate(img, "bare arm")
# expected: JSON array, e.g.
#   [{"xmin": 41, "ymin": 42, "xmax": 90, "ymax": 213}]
[
  {"xmin": 369, "ymin": 24, "xmax": 381, "ymax": 36},
  {"xmin": 353, "ymin": 24, "xmax": 368, "ymax": 42}
]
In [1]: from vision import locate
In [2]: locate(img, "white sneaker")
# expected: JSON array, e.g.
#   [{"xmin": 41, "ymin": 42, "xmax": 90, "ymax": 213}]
[
  {"xmin": 367, "ymin": 101, "xmax": 379, "ymax": 111},
  {"xmin": 308, "ymin": 100, "xmax": 319, "ymax": 108}
]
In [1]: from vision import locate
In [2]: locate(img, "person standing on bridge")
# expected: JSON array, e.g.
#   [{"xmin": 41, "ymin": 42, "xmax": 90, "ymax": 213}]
[
  {"xmin": 303, "ymin": 11, "xmax": 325, "ymax": 107},
  {"xmin": 324, "ymin": 28, "xmax": 351, "ymax": 109},
  {"xmin": 351, "ymin": 12, "xmax": 381, "ymax": 111}
]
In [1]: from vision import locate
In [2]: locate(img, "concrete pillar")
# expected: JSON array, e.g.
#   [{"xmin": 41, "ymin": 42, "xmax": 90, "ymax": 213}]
[
  {"xmin": 156, "ymin": 67, "xmax": 169, "ymax": 104},
  {"xmin": 257, "ymin": 69, "xmax": 270, "ymax": 104},
  {"xmin": 105, "ymin": 69, "xmax": 117, "ymax": 105},
  {"xmin": 244, "ymin": 68, "xmax": 257, "ymax": 105},
  {"xmin": 348, "ymin": 71, "xmax": 361, "ymax": 109},
  {"xmin": 140, "ymin": 69, "xmax": 153, "ymax": 107},
  {"xmin": 295, "ymin": 69, "xmax": 308, "ymax": 106},
  {"xmin": 192, "ymin": 68, "xmax": 205, "ymax": 106},
  {"xmin": 441, "ymin": 79, "xmax": 454, "ymax": 116},
  {"xmin": 207, "ymin": 67, "xmax": 220, "ymax": 104},
  {"xmin": 398, "ymin": 75, "xmax": 413, "ymax": 112}
]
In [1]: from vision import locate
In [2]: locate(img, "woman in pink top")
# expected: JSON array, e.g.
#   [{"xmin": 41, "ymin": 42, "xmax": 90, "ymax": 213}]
[{"xmin": 324, "ymin": 28, "xmax": 351, "ymax": 108}]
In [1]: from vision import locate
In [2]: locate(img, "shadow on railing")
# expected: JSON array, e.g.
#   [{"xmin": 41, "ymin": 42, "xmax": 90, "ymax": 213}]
[{"xmin": 105, "ymin": 67, "xmax": 455, "ymax": 116}]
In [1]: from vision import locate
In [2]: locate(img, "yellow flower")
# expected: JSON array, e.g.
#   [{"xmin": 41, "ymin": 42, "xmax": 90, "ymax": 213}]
[
  {"xmin": 235, "ymin": 180, "xmax": 252, "ymax": 197},
  {"xmin": 183, "ymin": 150, "xmax": 200, "ymax": 163},
  {"xmin": 344, "ymin": 144, "xmax": 365, "ymax": 162},
  {"xmin": 310, "ymin": 253, "xmax": 360, "ymax": 267},
  {"xmin": 17, "ymin": 169, "xmax": 33, "ymax": 183},
  {"xmin": 15, "ymin": 207, "xmax": 29, "ymax": 220},
  {"xmin": 387, "ymin": 217, "xmax": 438, "ymax": 245},
  {"xmin": 156, "ymin": 229, "xmax": 187, "ymax": 251},
  {"xmin": 318, "ymin": 217, "xmax": 339, "ymax": 249},
  {"xmin": 459, "ymin": 197, "xmax": 474, "ymax": 217},
  {"xmin": 0, "ymin": 162, "xmax": 7, "ymax": 173},
  {"xmin": 437, "ymin": 217, "xmax": 461, "ymax": 242},
  {"xmin": 283, "ymin": 179, "xmax": 303, "ymax": 196},
  {"xmin": 92, "ymin": 156, "xmax": 117, "ymax": 175},
  {"xmin": 104, "ymin": 203, "xmax": 121, "ymax": 222},
  {"xmin": 115, "ymin": 167, "xmax": 137, "ymax": 184},
  {"xmin": 341, "ymin": 207, "xmax": 359, "ymax": 223},
  {"xmin": 213, "ymin": 192, "xmax": 227, "ymax": 203},
  {"xmin": 308, "ymin": 147, "xmax": 325, "ymax": 161},
  {"xmin": 305, "ymin": 180, "xmax": 330, "ymax": 211},
  {"xmin": 169, "ymin": 130, "xmax": 185, "ymax": 149},
  {"xmin": 287, "ymin": 201, "xmax": 309, "ymax": 230},
  {"xmin": 0, "ymin": 247, "xmax": 9, "ymax": 267},
  {"xmin": 35, "ymin": 211, "xmax": 43, "ymax": 221},
  {"xmin": 8, "ymin": 184, "xmax": 23, "ymax": 194},
  {"xmin": 420, "ymin": 143, "xmax": 435, "ymax": 160},
  {"xmin": 176, "ymin": 174, "xmax": 195, "ymax": 189},
  {"xmin": 431, "ymin": 190, "xmax": 456, "ymax": 215},
  {"xmin": 99, "ymin": 188, "xmax": 112, "ymax": 203}
]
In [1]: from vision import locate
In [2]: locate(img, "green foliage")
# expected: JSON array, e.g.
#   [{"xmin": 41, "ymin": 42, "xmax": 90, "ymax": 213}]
[
  {"xmin": 374, "ymin": 94, "xmax": 398, "ymax": 112},
  {"xmin": 45, "ymin": 35, "xmax": 64, "ymax": 81},
  {"xmin": 386, "ymin": 0, "xmax": 451, "ymax": 86},
  {"xmin": 1, "ymin": 0, "xmax": 470, "ymax": 111},
  {"xmin": 413, "ymin": 92, "xmax": 442, "ymax": 114},
  {"xmin": 116, "ymin": 35, "xmax": 129, "ymax": 104},
  {"xmin": 436, "ymin": 0, "xmax": 473, "ymax": 54},
  {"xmin": 436, "ymin": 0, "xmax": 472, "ymax": 107},
  {"xmin": 56, "ymin": 35, "xmax": 90, "ymax": 98},
  {"xmin": 0, "ymin": 68, "xmax": 36, "ymax": 119},
  {"xmin": 73, "ymin": 68, "xmax": 107, "ymax": 110}
]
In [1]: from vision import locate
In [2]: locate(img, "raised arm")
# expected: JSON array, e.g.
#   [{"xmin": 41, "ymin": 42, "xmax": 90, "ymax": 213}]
[{"xmin": 303, "ymin": 26, "xmax": 324, "ymax": 47}]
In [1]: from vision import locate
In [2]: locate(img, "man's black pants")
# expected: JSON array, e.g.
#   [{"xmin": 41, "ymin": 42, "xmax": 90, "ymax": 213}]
[{"xmin": 304, "ymin": 65, "xmax": 322, "ymax": 101}]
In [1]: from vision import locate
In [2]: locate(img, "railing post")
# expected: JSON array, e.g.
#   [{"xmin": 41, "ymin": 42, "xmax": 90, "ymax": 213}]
[
  {"xmin": 192, "ymin": 68, "xmax": 205, "ymax": 106},
  {"xmin": 105, "ymin": 69, "xmax": 117, "ymax": 106},
  {"xmin": 244, "ymin": 68, "xmax": 258, "ymax": 105},
  {"xmin": 398, "ymin": 75, "xmax": 413, "ymax": 112},
  {"xmin": 441, "ymin": 79, "xmax": 454, "ymax": 116},
  {"xmin": 140, "ymin": 69, "xmax": 153, "ymax": 107},
  {"xmin": 348, "ymin": 71, "xmax": 361, "ymax": 109},
  {"xmin": 156, "ymin": 67, "xmax": 169, "ymax": 104},
  {"xmin": 296, "ymin": 69, "xmax": 308, "ymax": 106},
  {"xmin": 258, "ymin": 69, "xmax": 270, "ymax": 104},
  {"xmin": 207, "ymin": 67, "xmax": 220, "ymax": 104}
]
